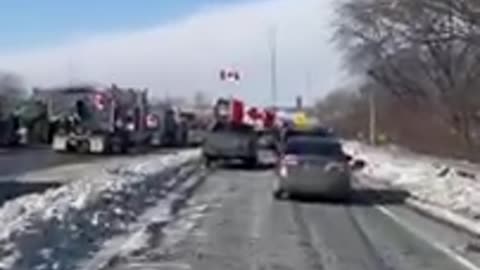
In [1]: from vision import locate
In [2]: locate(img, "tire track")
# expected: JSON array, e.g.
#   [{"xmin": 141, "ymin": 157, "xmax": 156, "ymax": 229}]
[{"xmin": 290, "ymin": 203, "xmax": 325, "ymax": 270}]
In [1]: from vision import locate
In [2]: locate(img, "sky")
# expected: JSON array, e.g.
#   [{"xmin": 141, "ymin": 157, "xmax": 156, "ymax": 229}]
[{"xmin": 0, "ymin": 0, "xmax": 345, "ymax": 106}]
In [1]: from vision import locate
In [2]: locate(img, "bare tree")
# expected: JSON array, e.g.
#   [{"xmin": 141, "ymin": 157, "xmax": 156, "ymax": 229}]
[
  {"xmin": 0, "ymin": 72, "xmax": 26, "ymax": 119},
  {"xmin": 192, "ymin": 91, "xmax": 211, "ymax": 110},
  {"xmin": 334, "ymin": 0, "xmax": 480, "ymax": 153}
]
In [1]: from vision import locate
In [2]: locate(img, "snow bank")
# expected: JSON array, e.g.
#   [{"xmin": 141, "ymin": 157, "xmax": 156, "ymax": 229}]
[
  {"xmin": 0, "ymin": 150, "xmax": 201, "ymax": 270},
  {"xmin": 344, "ymin": 142, "xmax": 480, "ymax": 221}
]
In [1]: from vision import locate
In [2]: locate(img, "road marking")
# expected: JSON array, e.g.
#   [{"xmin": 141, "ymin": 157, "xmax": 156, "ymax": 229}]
[{"xmin": 376, "ymin": 205, "xmax": 480, "ymax": 270}]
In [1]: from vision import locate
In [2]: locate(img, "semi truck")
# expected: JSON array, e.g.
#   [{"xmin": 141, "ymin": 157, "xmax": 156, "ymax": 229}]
[
  {"xmin": 33, "ymin": 84, "xmax": 151, "ymax": 154},
  {"xmin": 147, "ymin": 103, "xmax": 188, "ymax": 147}
]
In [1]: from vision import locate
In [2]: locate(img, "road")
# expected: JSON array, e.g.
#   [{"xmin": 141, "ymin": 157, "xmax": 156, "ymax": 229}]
[
  {"xmin": 103, "ymin": 163, "xmax": 480, "ymax": 270},
  {"xmin": 0, "ymin": 146, "xmax": 96, "ymax": 177}
]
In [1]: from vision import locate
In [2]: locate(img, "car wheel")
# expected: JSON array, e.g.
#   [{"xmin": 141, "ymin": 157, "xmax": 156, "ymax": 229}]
[
  {"xmin": 272, "ymin": 178, "xmax": 288, "ymax": 200},
  {"xmin": 272, "ymin": 188, "xmax": 283, "ymax": 200}
]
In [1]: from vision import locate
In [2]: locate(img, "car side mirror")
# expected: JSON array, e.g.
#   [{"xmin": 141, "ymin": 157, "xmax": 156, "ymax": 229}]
[{"xmin": 351, "ymin": 159, "xmax": 366, "ymax": 171}]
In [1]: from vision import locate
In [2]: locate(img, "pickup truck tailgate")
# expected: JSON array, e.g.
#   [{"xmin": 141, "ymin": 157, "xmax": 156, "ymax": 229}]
[{"xmin": 203, "ymin": 131, "xmax": 256, "ymax": 158}]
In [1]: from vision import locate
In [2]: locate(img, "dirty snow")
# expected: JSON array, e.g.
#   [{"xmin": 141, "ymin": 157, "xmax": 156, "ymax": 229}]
[
  {"xmin": 344, "ymin": 141, "xmax": 480, "ymax": 221},
  {"xmin": 0, "ymin": 150, "xmax": 201, "ymax": 270}
]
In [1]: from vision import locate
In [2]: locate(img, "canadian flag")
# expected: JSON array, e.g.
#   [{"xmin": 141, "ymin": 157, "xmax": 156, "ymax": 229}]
[
  {"xmin": 216, "ymin": 97, "xmax": 276, "ymax": 129},
  {"xmin": 220, "ymin": 69, "xmax": 241, "ymax": 82}
]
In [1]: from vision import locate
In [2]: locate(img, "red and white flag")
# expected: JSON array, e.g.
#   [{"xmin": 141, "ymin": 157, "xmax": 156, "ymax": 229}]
[{"xmin": 220, "ymin": 69, "xmax": 241, "ymax": 82}]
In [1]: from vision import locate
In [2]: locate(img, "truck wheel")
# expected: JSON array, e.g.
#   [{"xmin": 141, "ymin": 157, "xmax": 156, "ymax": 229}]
[
  {"xmin": 111, "ymin": 142, "xmax": 122, "ymax": 154},
  {"xmin": 77, "ymin": 141, "xmax": 90, "ymax": 154},
  {"xmin": 245, "ymin": 157, "xmax": 258, "ymax": 168},
  {"xmin": 205, "ymin": 157, "xmax": 214, "ymax": 168}
]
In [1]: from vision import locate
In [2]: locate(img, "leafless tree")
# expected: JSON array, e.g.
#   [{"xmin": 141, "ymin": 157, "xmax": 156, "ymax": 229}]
[
  {"xmin": 334, "ymin": 0, "xmax": 480, "ymax": 152},
  {"xmin": 0, "ymin": 72, "xmax": 26, "ymax": 119},
  {"xmin": 192, "ymin": 91, "xmax": 211, "ymax": 110}
]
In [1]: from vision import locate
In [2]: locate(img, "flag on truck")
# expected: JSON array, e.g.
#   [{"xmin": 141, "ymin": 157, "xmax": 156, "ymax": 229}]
[{"xmin": 213, "ymin": 97, "xmax": 276, "ymax": 130}]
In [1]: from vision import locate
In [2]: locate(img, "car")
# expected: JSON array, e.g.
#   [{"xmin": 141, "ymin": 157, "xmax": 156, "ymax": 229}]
[
  {"xmin": 272, "ymin": 136, "xmax": 365, "ymax": 201},
  {"xmin": 272, "ymin": 125, "xmax": 336, "ymax": 160}
]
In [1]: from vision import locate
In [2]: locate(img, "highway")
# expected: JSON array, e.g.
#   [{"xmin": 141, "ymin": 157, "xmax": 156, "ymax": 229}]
[
  {"xmin": 103, "ymin": 163, "xmax": 480, "ymax": 270},
  {"xmin": 0, "ymin": 146, "xmax": 96, "ymax": 177}
]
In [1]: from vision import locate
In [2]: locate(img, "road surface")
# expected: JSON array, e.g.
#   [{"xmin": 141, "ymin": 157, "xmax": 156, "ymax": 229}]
[
  {"xmin": 103, "ymin": 164, "xmax": 480, "ymax": 270},
  {"xmin": 0, "ymin": 146, "xmax": 96, "ymax": 177}
]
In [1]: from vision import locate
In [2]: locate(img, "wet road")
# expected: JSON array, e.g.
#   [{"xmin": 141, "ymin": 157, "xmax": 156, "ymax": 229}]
[
  {"xmin": 0, "ymin": 146, "xmax": 95, "ymax": 177},
  {"xmin": 106, "ymin": 165, "xmax": 480, "ymax": 270}
]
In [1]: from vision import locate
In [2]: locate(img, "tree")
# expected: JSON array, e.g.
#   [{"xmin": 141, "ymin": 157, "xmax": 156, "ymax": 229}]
[
  {"xmin": 334, "ymin": 0, "xmax": 480, "ymax": 153},
  {"xmin": 0, "ymin": 72, "xmax": 26, "ymax": 119},
  {"xmin": 192, "ymin": 91, "xmax": 211, "ymax": 110}
]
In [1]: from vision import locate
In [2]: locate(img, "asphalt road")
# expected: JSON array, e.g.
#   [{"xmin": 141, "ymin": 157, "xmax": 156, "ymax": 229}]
[
  {"xmin": 0, "ymin": 146, "xmax": 96, "ymax": 177},
  {"xmin": 105, "ymin": 164, "xmax": 480, "ymax": 270}
]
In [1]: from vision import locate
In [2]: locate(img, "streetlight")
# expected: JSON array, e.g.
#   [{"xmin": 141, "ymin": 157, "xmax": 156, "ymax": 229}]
[
  {"xmin": 366, "ymin": 69, "xmax": 377, "ymax": 145},
  {"xmin": 268, "ymin": 26, "xmax": 278, "ymax": 109}
]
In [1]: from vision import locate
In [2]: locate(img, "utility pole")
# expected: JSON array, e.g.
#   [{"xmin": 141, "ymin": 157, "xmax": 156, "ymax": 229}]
[
  {"xmin": 269, "ymin": 26, "xmax": 278, "ymax": 109},
  {"xmin": 68, "ymin": 57, "xmax": 74, "ymax": 86},
  {"xmin": 305, "ymin": 69, "xmax": 312, "ymax": 104},
  {"xmin": 368, "ymin": 88, "xmax": 376, "ymax": 145}
]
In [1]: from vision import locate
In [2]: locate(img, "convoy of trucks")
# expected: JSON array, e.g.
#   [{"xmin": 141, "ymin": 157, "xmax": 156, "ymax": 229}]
[{"xmin": 2, "ymin": 84, "xmax": 291, "ymax": 165}]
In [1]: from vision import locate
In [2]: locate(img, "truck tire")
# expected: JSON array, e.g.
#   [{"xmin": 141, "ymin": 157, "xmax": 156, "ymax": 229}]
[
  {"xmin": 111, "ymin": 140, "xmax": 127, "ymax": 154},
  {"xmin": 77, "ymin": 141, "xmax": 90, "ymax": 154},
  {"xmin": 204, "ymin": 156, "xmax": 216, "ymax": 168},
  {"xmin": 244, "ymin": 157, "xmax": 258, "ymax": 168}
]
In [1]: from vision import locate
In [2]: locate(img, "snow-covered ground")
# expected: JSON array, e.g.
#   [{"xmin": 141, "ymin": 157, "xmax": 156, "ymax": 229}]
[
  {"xmin": 344, "ymin": 141, "xmax": 480, "ymax": 224},
  {"xmin": 0, "ymin": 150, "xmax": 201, "ymax": 270}
]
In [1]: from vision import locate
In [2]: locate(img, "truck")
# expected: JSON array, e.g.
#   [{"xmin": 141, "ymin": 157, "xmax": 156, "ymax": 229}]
[
  {"xmin": 179, "ymin": 109, "xmax": 209, "ymax": 147},
  {"xmin": 33, "ymin": 84, "xmax": 151, "ymax": 154},
  {"xmin": 202, "ymin": 98, "xmax": 270, "ymax": 167},
  {"xmin": 0, "ymin": 115, "xmax": 21, "ymax": 147},
  {"xmin": 147, "ymin": 103, "xmax": 188, "ymax": 147}
]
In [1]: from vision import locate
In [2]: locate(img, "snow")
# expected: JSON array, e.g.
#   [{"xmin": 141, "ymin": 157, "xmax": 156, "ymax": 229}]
[
  {"xmin": 344, "ymin": 141, "xmax": 480, "ymax": 222},
  {"xmin": 0, "ymin": 150, "xmax": 201, "ymax": 270}
]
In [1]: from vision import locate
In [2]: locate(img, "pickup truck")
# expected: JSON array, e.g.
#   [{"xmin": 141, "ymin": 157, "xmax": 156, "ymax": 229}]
[{"xmin": 202, "ymin": 122, "xmax": 258, "ymax": 167}]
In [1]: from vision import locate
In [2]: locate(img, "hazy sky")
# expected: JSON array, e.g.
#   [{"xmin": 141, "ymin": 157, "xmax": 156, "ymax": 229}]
[{"xmin": 0, "ymin": 0, "xmax": 344, "ymax": 106}]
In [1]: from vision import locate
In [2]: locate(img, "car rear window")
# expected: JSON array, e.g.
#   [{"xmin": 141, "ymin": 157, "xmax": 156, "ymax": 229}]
[
  {"xmin": 285, "ymin": 127, "xmax": 334, "ymax": 138},
  {"xmin": 285, "ymin": 138, "xmax": 343, "ymax": 157}
]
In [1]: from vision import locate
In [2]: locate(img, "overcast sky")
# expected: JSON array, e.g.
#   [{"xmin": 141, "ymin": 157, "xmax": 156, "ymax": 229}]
[{"xmin": 0, "ymin": 0, "xmax": 344, "ymax": 106}]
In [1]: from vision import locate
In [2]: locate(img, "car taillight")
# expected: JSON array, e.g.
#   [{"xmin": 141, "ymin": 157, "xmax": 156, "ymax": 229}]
[
  {"xmin": 279, "ymin": 165, "xmax": 288, "ymax": 177},
  {"xmin": 282, "ymin": 155, "xmax": 299, "ymax": 166}
]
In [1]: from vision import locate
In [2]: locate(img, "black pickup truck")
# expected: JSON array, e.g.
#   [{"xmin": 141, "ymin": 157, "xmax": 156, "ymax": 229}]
[{"xmin": 202, "ymin": 122, "xmax": 258, "ymax": 167}]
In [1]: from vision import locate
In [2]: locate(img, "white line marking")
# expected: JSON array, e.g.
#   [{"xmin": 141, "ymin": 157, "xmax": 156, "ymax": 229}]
[{"xmin": 376, "ymin": 205, "xmax": 480, "ymax": 270}]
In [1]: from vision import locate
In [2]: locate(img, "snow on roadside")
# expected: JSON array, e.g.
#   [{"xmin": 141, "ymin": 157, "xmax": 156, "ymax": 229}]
[
  {"xmin": 344, "ymin": 141, "xmax": 480, "ymax": 221},
  {"xmin": 0, "ymin": 150, "xmax": 201, "ymax": 270}
]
